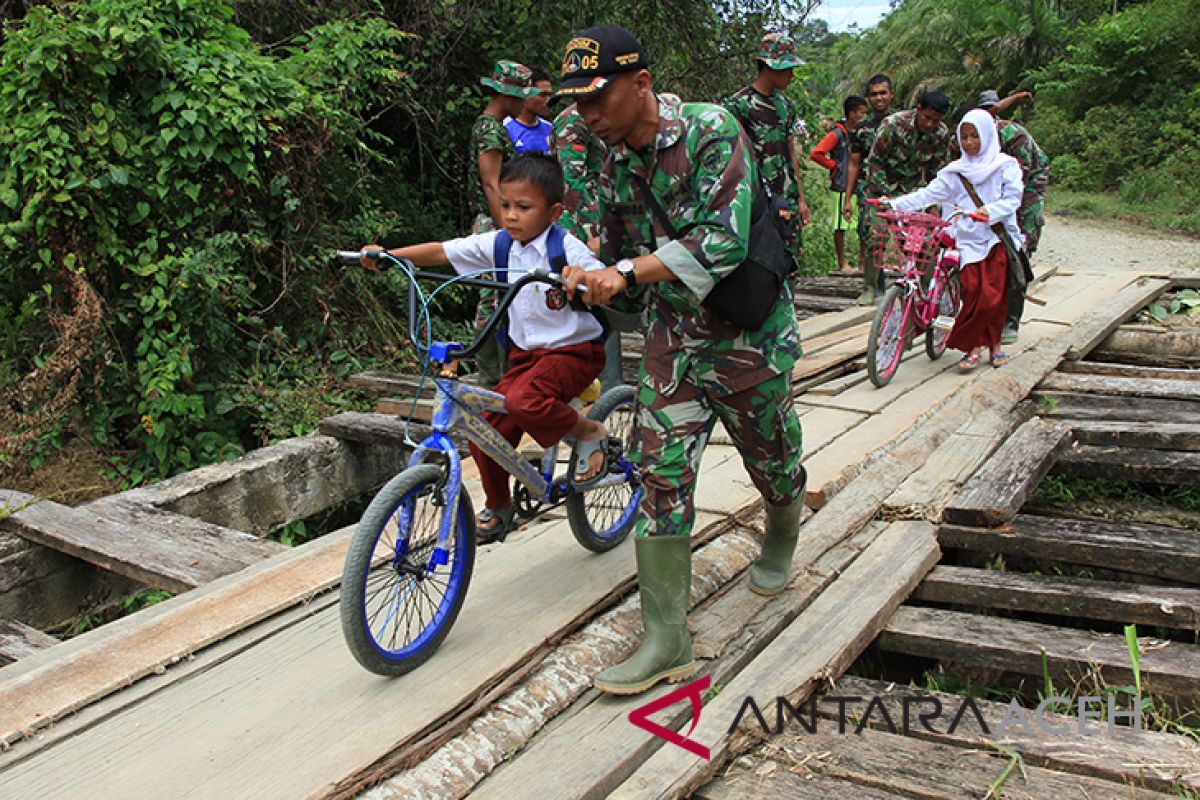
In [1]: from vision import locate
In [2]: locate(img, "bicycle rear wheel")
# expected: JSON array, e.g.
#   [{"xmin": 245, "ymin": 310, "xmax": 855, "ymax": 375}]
[
  {"xmin": 867, "ymin": 285, "xmax": 908, "ymax": 388},
  {"xmin": 925, "ymin": 274, "xmax": 961, "ymax": 361},
  {"xmin": 566, "ymin": 385, "xmax": 641, "ymax": 553},
  {"xmin": 339, "ymin": 464, "xmax": 475, "ymax": 676}
]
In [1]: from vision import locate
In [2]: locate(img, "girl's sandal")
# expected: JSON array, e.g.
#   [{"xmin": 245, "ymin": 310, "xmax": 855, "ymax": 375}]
[
  {"xmin": 476, "ymin": 506, "xmax": 516, "ymax": 545},
  {"xmin": 990, "ymin": 351, "xmax": 1010, "ymax": 368},
  {"xmin": 958, "ymin": 353, "xmax": 980, "ymax": 371}
]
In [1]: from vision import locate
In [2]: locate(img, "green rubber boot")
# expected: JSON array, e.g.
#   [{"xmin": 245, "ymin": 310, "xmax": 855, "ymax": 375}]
[
  {"xmin": 594, "ymin": 535, "xmax": 695, "ymax": 695},
  {"xmin": 855, "ymin": 263, "xmax": 880, "ymax": 305},
  {"xmin": 747, "ymin": 491, "xmax": 806, "ymax": 596}
]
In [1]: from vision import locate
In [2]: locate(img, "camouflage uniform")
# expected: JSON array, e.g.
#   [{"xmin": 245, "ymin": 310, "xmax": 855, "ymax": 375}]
[
  {"xmin": 597, "ymin": 95, "xmax": 805, "ymax": 538},
  {"xmin": 863, "ymin": 109, "xmax": 953, "ymax": 201},
  {"xmin": 553, "ymin": 103, "xmax": 607, "ymax": 242},
  {"xmin": 851, "ymin": 112, "xmax": 890, "ymax": 244},
  {"xmin": 996, "ymin": 118, "xmax": 1050, "ymax": 253},
  {"xmin": 468, "ymin": 113, "xmax": 515, "ymax": 234},
  {"xmin": 722, "ymin": 86, "xmax": 806, "ymax": 254}
]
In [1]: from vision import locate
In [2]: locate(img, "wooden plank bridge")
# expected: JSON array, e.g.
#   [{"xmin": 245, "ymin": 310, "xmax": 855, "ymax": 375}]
[{"xmin": 1, "ymin": 259, "xmax": 1198, "ymax": 799}]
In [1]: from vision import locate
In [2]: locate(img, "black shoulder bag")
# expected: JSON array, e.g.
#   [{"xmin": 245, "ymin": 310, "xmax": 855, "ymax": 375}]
[
  {"xmin": 629, "ymin": 172, "xmax": 794, "ymax": 332},
  {"xmin": 956, "ymin": 174, "xmax": 1034, "ymax": 291}
]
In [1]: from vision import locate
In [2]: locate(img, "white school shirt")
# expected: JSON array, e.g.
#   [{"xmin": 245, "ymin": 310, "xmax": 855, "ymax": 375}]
[
  {"xmin": 890, "ymin": 159, "xmax": 1025, "ymax": 265},
  {"xmin": 442, "ymin": 226, "xmax": 605, "ymax": 351}
]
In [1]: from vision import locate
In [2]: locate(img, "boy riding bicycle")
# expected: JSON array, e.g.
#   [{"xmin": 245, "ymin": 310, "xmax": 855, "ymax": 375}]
[{"xmin": 360, "ymin": 153, "xmax": 611, "ymax": 541}]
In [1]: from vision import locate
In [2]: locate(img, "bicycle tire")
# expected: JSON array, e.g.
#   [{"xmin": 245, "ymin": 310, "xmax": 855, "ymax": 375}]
[
  {"xmin": 566, "ymin": 385, "xmax": 641, "ymax": 553},
  {"xmin": 925, "ymin": 274, "xmax": 962, "ymax": 361},
  {"xmin": 339, "ymin": 463, "xmax": 476, "ymax": 676},
  {"xmin": 867, "ymin": 285, "xmax": 908, "ymax": 388}
]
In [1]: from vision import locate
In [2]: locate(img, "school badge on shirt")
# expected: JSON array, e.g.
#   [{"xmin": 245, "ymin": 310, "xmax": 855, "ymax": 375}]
[{"xmin": 545, "ymin": 286, "xmax": 567, "ymax": 310}]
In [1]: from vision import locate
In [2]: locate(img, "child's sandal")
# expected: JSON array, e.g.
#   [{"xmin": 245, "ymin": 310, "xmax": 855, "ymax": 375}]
[
  {"xmin": 958, "ymin": 353, "xmax": 980, "ymax": 371},
  {"xmin": 990, "ymin": 351, "xmax": 1010, "ymax": 368}
]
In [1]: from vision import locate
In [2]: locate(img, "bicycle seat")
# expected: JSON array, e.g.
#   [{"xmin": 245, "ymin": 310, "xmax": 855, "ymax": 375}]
[{"xmin": 577, "ymin": 379, "xmax": 602, "ymax": 405}]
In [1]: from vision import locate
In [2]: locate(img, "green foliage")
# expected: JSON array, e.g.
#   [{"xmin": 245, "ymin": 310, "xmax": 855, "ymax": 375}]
[{"xmin": 0, "ymin": 0, "xmax": 418, "ymax": 481}]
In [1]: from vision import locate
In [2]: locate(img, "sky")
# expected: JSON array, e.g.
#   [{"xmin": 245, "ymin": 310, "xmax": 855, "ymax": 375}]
[{"xmin": 810, "ymin": 0, "xmax": 892, "ymax": 32}]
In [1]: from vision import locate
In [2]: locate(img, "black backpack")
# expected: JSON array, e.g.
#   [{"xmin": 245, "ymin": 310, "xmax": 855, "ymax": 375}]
[{"xmin": 829, "ymin": 124, "xmax": 851, "ymax": 193}]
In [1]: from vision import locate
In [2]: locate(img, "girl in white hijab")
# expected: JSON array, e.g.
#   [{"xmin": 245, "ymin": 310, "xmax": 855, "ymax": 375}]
[{"xmin": 887, "ymin": 109, "xmax": 1024, "ymax": 369}]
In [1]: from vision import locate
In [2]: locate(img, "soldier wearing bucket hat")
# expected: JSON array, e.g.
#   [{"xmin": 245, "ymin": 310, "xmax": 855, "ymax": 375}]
[
  {"xmin": 723, "ymin": 32, "xmax": 811, "ymax": 259},
  {"xmin": 470, "ymin": 60, "xmax": 540, "ymax": 387}
]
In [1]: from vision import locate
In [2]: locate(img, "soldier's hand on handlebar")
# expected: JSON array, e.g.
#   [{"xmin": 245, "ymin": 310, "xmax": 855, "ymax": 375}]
[{"xmin": 563, "ymin": 264, "xmax": 624, "ymax": 306}]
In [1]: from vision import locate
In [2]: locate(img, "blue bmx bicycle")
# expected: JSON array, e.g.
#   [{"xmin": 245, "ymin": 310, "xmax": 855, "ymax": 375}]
[{"xmin": 334, "ymin": 251, "xmax": 642, "ymax": 675}]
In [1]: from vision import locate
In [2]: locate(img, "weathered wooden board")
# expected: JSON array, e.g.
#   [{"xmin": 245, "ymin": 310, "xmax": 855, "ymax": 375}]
[
  {"xmin": 0, "ymin": 490, "xmax": 283, "ymax": 594},
  {"xmin": 698, "ymin": 760, "xmax": 911, "ymax": 800},
  {"xmin": 1053, "ymin": 444, "xmax": 1200, "ymax": 486},
  {"xmin": 607, "ymin": 522, "xmax": 940, "ymax": 799},
  {"xmin": 793, "ymin": 273, "xmax": 863, "ymax": 298},
  {"xmin": 827, "ymin": 674, "xmax": 1200, "ymax": 794},
  {"xmin": 913, "ymin": 565, "xmax": 1200, "ymax": 631},
  {"xmin": 939, "ymin": 514, "xmax": 1200, "ymax": 585},
  {"xmin": 1097, "ymin": 325, "xmax": 1200, "ymax": 360},
  {"xmin": 1057, "ymin": 360, "xmax": 1200, "ymax": 382},
  {"xmin": 318, "ymin": 411, "xmax": 469, "ymax": 454},
  {"xmin": 745, "ymin": 712, "xmax": 1179, "ymax": 799},
  {"xmin": 940, "ymin": 418, "xmax": 1072, "ymax": 527},
  {"xmin": 1037, "ymin": 390, "xmax": 1200, "ymax": 422},
  {"xmin": 1038, "ymin": 372, "xmax": 1200, "ymax": 401},
  {"xmin": 1064, "ymin": 278, "xmax": 1171, "ymax": 359},
  {"xmin": 0, "ymin": 619, "xmax": 57, "ymax": 667},
  {"xmin": 1066, "ymin": 419, "xmax": 1200, "ymax": 451},
  {"xmin": 793, "ymin": 294, "xmax": 854, "ymax": 312},
  {"xmin": 375, "ymin": 396, "xmax": 437, "ymax": 422},
  {"xmin": 879, "ymin": 605, "xmax": 1200, "ymax": 699}
]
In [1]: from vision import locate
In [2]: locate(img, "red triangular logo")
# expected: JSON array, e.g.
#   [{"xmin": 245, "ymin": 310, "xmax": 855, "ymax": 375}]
[{"xmin": 627, "ymin": 675, "xmax": 712, "ymax": 760}]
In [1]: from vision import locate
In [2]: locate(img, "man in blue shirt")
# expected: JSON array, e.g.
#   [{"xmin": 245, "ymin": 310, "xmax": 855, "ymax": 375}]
[{"xmin": 505, "ymin": 66, "xmax": 554, "ymax": 154}]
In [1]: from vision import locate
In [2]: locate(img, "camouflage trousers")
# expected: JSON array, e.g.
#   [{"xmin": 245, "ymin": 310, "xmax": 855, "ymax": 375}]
[
  {"xmin": 631, "ymin": 370, "xmax": 805, "ymax": 538},
  {"xmin": 1019, "ymin": 198, "xmax": 1045, "ymax": 255}
]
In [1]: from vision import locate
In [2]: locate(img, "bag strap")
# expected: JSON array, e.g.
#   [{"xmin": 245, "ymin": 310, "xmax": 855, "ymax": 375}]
[
  {"xmin": 492, "ymin": 229, "xmax": 514, "ymax": 284},
  {"xmin": 546, "ymin": 223, "xmax": 568, "ymax": 273},
  {"xmin": 629, "ymin": 172, "xmax": 680, "ymax": 240},
  {"xmin": 955, "ymin": 173, "xmax": 1016, "ymax": 248}
]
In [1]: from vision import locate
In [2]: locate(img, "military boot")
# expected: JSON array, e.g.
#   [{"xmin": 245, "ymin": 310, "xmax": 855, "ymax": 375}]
[
  {"xmin": 855, "ymin": 263, "xmax": 880, "ymax": 305},
  {"xmin": 747, "ymin": 484, "xmax": 806, "ymax": 595},
  {"xmin": 594, "ymin": 535, "xmax": 695, "ymax": 695}
]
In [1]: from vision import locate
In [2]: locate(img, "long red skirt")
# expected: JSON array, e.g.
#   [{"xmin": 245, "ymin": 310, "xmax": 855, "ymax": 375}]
[{"xmin": 947, "ymin": 243, "xmax": 1007, "ymax": 354}]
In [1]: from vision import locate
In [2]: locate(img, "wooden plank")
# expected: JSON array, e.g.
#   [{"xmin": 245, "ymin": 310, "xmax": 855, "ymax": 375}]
[
  {"xmin": 608, "ymin": 522, "xmax": 940, "ymax": 799},
  {"xmin": 1171, "ymin": 269, "xmax": 1200, "ymax": 289},
  {"xmin": 941, "ymin": 418, "xmax": 1072, "ymax": 527},
  {"xmin": 1096, "ymin": 326, "xmax": 1200, "ymax": 362},
  {"xmin": 939, "ymin": 514, "xmax": 1200, "ymax": 586},
  {"xmin": 1064, "ymin": 277, "xmax": 1171, "ymax": 360},
  {"xmin": 375, "ymin": 396, "xmax": 436, "ymax": 423},
  {"xmin": 1067, "ymin": 419, "xmax": 1200, "ymax": 451},
  {"xmin": 762, "ymin": 705, "xmax": 1181, "ymax": 799},
  {"xmin": 828, "ymin": 674, "xmax": 1200, "ymax": 794},
  {"xmin": 1057, "ymin": 360, "xmax": 1200, "ymax": 381},
  {"xmin": 318, "ymin": 411, "xmax": 469, "ymax": 454},
  {"xmin": 913, "ymin": 565, "xmax": 1200, "ymax": 631},
  {"xmin": 0, "ymin": 619, "xmax": 57, "ymax": 667},
  {"xmin": 1053, "ymin": 444, "xmax": 1200, "ymax": 487},
  {"xmin": 697, "ymin": 760, "xmax": 910, "ymax": 800},
  {"xmin": 879, "ymin": 605, "xmax": 1200, "ymax": 700},
  {"xmin": 348, "ymin": 369, "xmax": 457, "ymax": 396},
  {"xmin": 793, "ymin": 273, "xmax": 863, "ymax": 298},
  {"xmin": 1038, "ymin": 391, "xmax": 1200, "ymax": 422},
  {"xmin": 1038, "ymin": 372, "xmax": 1200, "ymax": 402},
  {"xmin": 792, "ymin": 294, "xmax": 854, "ymax": 312},
  {"xmin": 0, "ymin": 491, "xmax": 283, "ymax": 594}
]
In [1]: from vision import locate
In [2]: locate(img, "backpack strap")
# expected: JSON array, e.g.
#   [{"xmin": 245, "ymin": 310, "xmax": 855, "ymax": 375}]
[
  {"xmin": 546, "ymin": 223, "xmax": 568, "ymax": 274},
  {"xmin": 493, "ymin": 229, "xmax": 514, "ymax": 284}
]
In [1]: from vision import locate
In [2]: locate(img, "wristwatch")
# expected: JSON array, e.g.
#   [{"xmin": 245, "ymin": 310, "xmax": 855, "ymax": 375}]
[{"xmin": 615, "ymin": 258, "xmax": 637, "ymax": 289}]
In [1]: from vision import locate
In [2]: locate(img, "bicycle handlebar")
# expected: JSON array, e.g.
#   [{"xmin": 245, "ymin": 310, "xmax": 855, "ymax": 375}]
[{"xmin": 337, "ymin": 250, "xmax": 591, "ymax": 362}]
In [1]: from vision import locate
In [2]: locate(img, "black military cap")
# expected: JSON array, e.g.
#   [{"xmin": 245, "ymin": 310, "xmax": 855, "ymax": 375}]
[{"xmin": 556, "ymin": 24, "xmax": 648, "ymax": 97}]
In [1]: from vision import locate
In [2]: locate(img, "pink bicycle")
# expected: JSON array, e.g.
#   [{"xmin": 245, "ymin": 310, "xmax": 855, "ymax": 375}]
[{"xmin": 864, "ymin": 202, "xmax": 966, "ymax": 388}]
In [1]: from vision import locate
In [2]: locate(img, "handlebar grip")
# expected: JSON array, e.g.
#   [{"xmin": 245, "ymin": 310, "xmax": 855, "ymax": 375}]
[{"xmin": 336, "ymin": 250, "xmax": 362, "ymax": 265}]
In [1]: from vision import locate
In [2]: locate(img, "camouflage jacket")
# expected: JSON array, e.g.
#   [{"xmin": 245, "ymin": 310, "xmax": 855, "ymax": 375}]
[
  {"xmin": 597, "ymin": 95, "xmax": 801, "ymax": 397},
  {"xmin": 863, "ymin": 109, "xmax": 953, "ymax": 199},
  {"xmin": 997, "ymin": 118, "xmax": 1050, "ymax": 201},
  {"xmin": 849, "ymin": 111, "xmax": 889, "ymax": 197},
  {"xmin": 553, "ymin": 103, "xmax": 607, "ymax": 241},
  {"xmin": 468, "ymin": 112, "xmax": 515, "ymax": 226},
  {"xmin": 722, "ymin": 85, "xmax": 804, "ymax": 209}
]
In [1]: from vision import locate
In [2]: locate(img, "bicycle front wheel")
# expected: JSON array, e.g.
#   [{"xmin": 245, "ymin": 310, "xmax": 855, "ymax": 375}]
[
  {"xmin": 925, "ymin": 274, "xmax": 961, "ymax": 361},
  {"xmin": 566, "ymin": 385, "xmax": 641, "ymax": 553},
  {"xmin": 867, "ymin": 285, "xmax": 908, "ymax": 388},
  {"xmin": 339, "ymin": 464, "xmax": 476, "ymax": 676}
]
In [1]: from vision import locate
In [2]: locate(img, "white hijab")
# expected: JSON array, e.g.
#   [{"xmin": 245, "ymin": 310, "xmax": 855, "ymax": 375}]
[{"xmin": 942, "ymin": 109, "xmax": 1015, "ymax": 186}]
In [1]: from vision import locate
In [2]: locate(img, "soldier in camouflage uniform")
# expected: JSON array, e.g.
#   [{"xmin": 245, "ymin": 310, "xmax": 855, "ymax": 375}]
[
  {"xmin": 978, "ymin": 90, "xmax": 1050, "ymax": 343},
  {"xmin": 470, "ymin": 61, "xmax": 539, "ymax": 386},
  {"xmin": 722, "ymin": 33, "xmax": 811, "ymax": 259},
  {"xmin": 556, "ymin": 25, "xmax": 806, "ymax": 696},
  {"xmin": 843, "ymin": 74, "xmax": 895, "ymax": 303}
]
